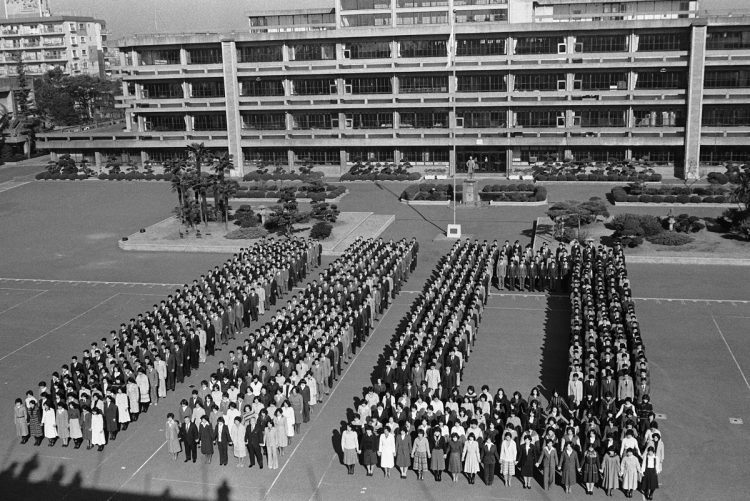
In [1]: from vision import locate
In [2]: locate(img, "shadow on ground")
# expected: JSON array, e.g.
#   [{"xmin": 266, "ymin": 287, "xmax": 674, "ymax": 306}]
[
  {"xmin": 539, "ymin": 293, "xmax": 571, "ymax": 400},
  {"xmin": 1, "ymin": 452, "xmax": 231, "ymax": 501}
]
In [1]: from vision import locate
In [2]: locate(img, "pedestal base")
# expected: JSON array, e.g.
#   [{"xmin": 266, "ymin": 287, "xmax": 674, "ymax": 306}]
[
  {"xmin": 446, "ymin": 224, "xmax": 462, "ymax": 239},
  {"xmin": 463, "ymin": 179, "xmax": 479, "ymax": 206}
]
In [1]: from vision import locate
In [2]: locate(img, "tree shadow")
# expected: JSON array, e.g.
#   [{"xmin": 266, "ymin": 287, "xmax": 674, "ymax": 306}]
[{"xmin": 538, "ymin": 294, "xmax": 571, "ymax": 400}]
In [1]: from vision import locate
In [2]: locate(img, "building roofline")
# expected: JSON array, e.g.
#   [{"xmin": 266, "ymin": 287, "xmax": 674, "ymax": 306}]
[
  {"xmin": 1, "ymin": 15, "xmax": 105, "ymax": 26},
  {"xmin": 247, "ymin": 8, "xmax": 335, "ymax": 17}
]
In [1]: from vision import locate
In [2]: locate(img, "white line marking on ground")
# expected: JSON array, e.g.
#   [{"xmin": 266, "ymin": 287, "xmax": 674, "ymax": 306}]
[
  {"xmin": 151, "ymin": 477, "xmax": 257, "ymax": 489},
  {"xmin": 0, "ymin": 278, "xmax": 180, "ymax": 287},
  {"xmin": 39, "ymin": 455, "xmax": 74, "ymax": 461},
  {"xmin": 0, "ymin": 286, "xmax": 47, "ymax": 292},
  {"xmin": 637, "ymin": 297, "xmax": 750, "ymax": 304},
  {"xmin": 0, "ymin": 293, "xmax": 120, "ymax": 362},
  {"xmin": 307, "ymin": 454, "xmax": 337, "ymax": 501},
  {"xmin": 711, "ymin": 313, "xmax": 750, "ymax": 393},
  {"xmin": 0, "ymin": 290, "xmax": 47, "ymax": 315},
  {"xmin": 262, "ymin": 301, "xmax": 396, "ymax": 500},
  {"xmin": 105, "ymin": 440, "xmax": 167, "ymax": 501}
]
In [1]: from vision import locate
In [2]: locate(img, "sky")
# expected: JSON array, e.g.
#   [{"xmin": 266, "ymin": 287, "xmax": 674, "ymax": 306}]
[{"xmin": 49, "ymin": 0, "xmax": 739, "ymax": 41}]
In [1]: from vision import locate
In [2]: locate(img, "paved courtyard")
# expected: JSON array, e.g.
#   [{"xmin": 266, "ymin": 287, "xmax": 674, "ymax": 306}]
[{"xmin": 0, "ymin": 179, "xmax": 748, "ymax": 501}]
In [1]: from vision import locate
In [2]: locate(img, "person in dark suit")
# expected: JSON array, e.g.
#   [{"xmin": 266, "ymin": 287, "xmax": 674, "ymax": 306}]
[
  {"xmin": 179, "ymin": 415, "xmax": 199, "ymax": 463},
  {"xmin": 245, "ymin": 415, "xmax": 265, "ymax": 468},
  {"xmin": 214, "ymin": 417, "xmax": 231, "ymax": 466},
  {"xmin": 198, "ymin": 415, "xmax": 214, "ymax": 464},
  {"xmin": 480, "ymin": 437, "xmax": 500, "ymax": 485},
  {"xmin": 518, "ymin": 434, "xmax": 538, "ymax": 489}
]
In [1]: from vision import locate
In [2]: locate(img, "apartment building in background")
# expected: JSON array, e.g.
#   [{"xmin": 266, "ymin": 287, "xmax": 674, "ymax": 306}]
[{"xmin": 36, "ymin": 0, "xmax": 750, "ymax": 179}]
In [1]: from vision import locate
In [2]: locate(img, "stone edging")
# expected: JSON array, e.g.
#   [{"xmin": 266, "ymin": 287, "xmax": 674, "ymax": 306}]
[
  {"xmin": 537, "ymin": 180, "xmax": 661, "ymax": 185},
  {"xmin": 488, "ymin": 198, "xmax": 548, "ymax": 206},
  {"xmin": 233, "ymin": 190, "xmax": 347, "ymax": 205},
  {"xmin": 625, "ymin": 255, "xmax": 750, "ymax": 266},
  {"xmin": 401, "ymin": 200, "xmax": 450, "ymax": 206},
  {"xmin": 614, "ymin": 202, "xmax": 733, "ymax": 208}
]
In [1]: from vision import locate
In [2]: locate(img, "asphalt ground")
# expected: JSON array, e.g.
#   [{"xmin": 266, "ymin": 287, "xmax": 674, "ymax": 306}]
[{"xmin": 0, "ymin": 180, "xmax": 748, "ymax": 501}]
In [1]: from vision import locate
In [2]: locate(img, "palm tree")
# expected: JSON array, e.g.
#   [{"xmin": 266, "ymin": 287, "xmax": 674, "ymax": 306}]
[
  {"xmin": 210, "ymin": 152, "xmax": 235, "ymax": 228},
  {"xmin": 187, "ymin": 142, "xmax": 210, "ymax": 225},
  {"xmin": 168, "ymin": 158, "xmax": 189, "ymax": 226}
]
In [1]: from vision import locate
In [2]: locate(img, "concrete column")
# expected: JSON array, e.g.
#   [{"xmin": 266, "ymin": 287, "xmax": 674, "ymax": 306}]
[
  {"xmin": 339, "ymin": 148, "xmax": 347, "ymax": 175},
  {"xmin": 505, "ymin": 148, "xmax": 514, "ymax": 177},
  {"xmin": 285, "ymin": 113, "xmax": 294, "ymax": 131},
  {"xmin": 182, "ymin": 81, "xmax": 190, "ymax": 99},
  {"xmin": 683, "ymin": 21, "xmax": 707, "ymax": 180},
  {"xmin": 184, "ymin": 115, "xmax": 193, "ymax": 132},
  {"xmin": 140, "ymin": 150, "xmax": 148, "ymax": 167},
  {"xmin": 390, "ymin": 40, "xmax": 398, "ymax": 59},
  {"xmin": 94, "ymin": 151, "xmax": 102, "ymax": 170},
  {"xmin": 393, "ymin": 148, "xmax": 401, "ymax": 163},
  {"xmin": 449, "ymin": 148, "xmax": 456, "ymax": 176},
  {"xmin": 506, "ymin": 72, "xmax": 514, "ymax": 93},
  {"xmin": 130, "ymin": 49, "xmax": 138, "ymax": 67},
  {"xmin": 629, "ymin": 32, "xmax": 638, "ymax": 53},
  {"xmin": 287, "ymin": 149, "xmax": 295, "ymax": 170},
  {"xmin": 391, "ymin": 75, "xmax": 399, "ymax": 95},
  {"xmin": 338, "ymin": 112, "xmax": 346, "ymax": 130},
  {"xmin": 125, "ymin": 113, "xmax": 133, "ymax": 132},
  {"xmin": 221, "ymin": 38, "xmax": 245, "ymax": 176},
  {"xmin": 180, "ymin": 48, "xmax": 188, "ymax": 66},
  {"xmin": 337, "ymin": 77, "xmax": 345, "ymax": 96},
  {"xmin": 625, "ymin": 148, "xmax": 632, "ymax": 160},
  {"xmin": 627, "ymin": 106, "xmax": 634, "ymax": 128},
  {"xmin": 282, "ymin": 44, "xmax": 290, "ymax": 62},
  {"xmin": 393, "ymin": 111, "xmax": 399, "ymax": 129},
  {"xmin": 137, "ymin": 115, "xmax": 145, "ymax": 132}
]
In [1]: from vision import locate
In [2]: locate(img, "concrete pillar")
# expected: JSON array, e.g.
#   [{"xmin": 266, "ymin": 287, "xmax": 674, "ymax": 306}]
[
  {"xmin": 338, "ymin": 112, "xmax": 346, "ymax": 130},
  {"xmin": 184, "ymin": 115, "xmax": 193, "ymax": 132},
  {"xmin": 287, "ymin": 149, "xmax": 295, "ymax": 170},
  {"xmin": 625, "ymin": 148, "xmax": 633, "ymax": 160},
  {"xmin": 94, "ymin": 150, "xmax": 102, "ymax": 170},
  {"xmin": 137, "ymin": 115, "xmax": 146, "ymax": 132},
  {"xmin": 182, "ymin": 81, "xmax": 190, "ymax": 99},
  {"xmin": 629, "ymin": 32, "xmax": 638, "ymax": 53},
  {"xmin": 390, "ymin": 40, "xmax": 398, "ymax": 59},
  {"xmin": 506, "ymin": 72, "xmax": 514, "ymax": 93},
  {"xmin": 683, "ymin": 21, "xmax": 707, "ymax": 180},
  {"xmin": 391, "ymin": 75, "xmax": 399, "ymax": 95},
  {"xmin": 449, "ymin": 148, "xmax": 456, "ymax": 176},
  {"xmin": 125, "ymin": 113, "xmax": 133, "ymax": 132},
  {"xmin": 282, "ymin": 44, "xmax": 290, "ymax": 62},
  {"xmin": 505, "ymin": 149, "xmax": 514, "ymax": 177},
  {"xmin": 180, "ymin": 48, "xmax": 188, "ymax": 66},
  {"xmin": 393, "ymin": 148, "xmax": 401, "ymax": 164},
  {"xmin": 130, "ymin": 49, "xmax": 138, "ymax": 67},
  {"xmin": 221, "ymin": 38, "xmax": 245, "ymax": 177},
  {"xmin": 140, "ymin": 150, "xmax": 148, "ymax": 167},
  {"xmin": 339, "ymin": 149, "xmax": 347, "ymax": 175}
]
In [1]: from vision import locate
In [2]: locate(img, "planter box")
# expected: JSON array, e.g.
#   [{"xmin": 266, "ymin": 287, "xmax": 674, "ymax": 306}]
[
  {"xmin": 489, "ymin": 198, "xmax": 548, "ymax": 206},
  {"xmin": 613, "ymin": 201, "xmax": 733, "ymax": 208},
  {"xmin": 402, "ymin": 199, "xmax": 450, "ymax": 206}
]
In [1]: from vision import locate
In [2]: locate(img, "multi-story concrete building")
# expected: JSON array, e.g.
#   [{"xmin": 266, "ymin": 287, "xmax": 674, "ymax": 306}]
[
  {"xmin": 0, "ymin": 15, "xmax": 105, "ymax": 78},
  {"xmin": 37, "ymin": 0, "xmax": 750, "ymax": 179}
]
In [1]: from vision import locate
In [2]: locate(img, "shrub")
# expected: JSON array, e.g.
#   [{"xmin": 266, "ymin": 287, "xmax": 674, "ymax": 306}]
[
  {"xmin": 534, "ymin": 186, "xmax": 547, "ymax": 201},
  {"xmin": 646, "ymin": 231, "xmax": 693, "ymax": 246},
  {"xmin": 35, "ymin": 172, "xmax": 48, "ymax": 180},
  {"xmin": 712, "ymin": 195, "xmax": 726, "ymax": 203},
  {"xmin": 401, "ymin": 185, "xmax": 419, "ymax": 200},
  {"xmin": 673, "ymin": 215, "xmax": 705, "ymax": 233},
  {"xmin": 233, "ymin": 206, "xmax": 259, "ymax": 228},
  {"xmin": 639, "ymin": 195, "xmax": 652, "ymax": 203},
  {"xmin": 707, "ymin": 172, "xmax": 729, "ymax": 185},
  {"xmin": 612, "ymin": 187, "xmax": 627, "ymax": 202},
  {"xmin": 675, "ymin": 194, "xmax": 690, "ymax": 204},
  {"xmin": 224, "ymin": 227, "xmax": 268, "ymax": 239},
  {"xmin": 310, "ymin": 221, "xmax": 333, "ymax": 240},
  {"xmin": 664, "ymin": 195, "xmax": 677, "ymax": 203},
  {"xmin": 689, "ymin": 195, "xmax": 702, "ymax": 203}
]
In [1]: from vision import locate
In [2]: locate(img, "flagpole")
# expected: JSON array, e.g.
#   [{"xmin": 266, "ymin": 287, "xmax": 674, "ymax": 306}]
[{"xmin": 451, "ymin": 8, "xmax": 457, "ymax": 227}]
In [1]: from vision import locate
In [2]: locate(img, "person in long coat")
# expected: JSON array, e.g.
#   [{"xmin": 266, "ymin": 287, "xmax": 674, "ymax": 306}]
[
  {"xmin": 14, "ymin": 398, "xmax": 29, "ymax": 444},
  {"xmin": 536, "ymin": 439, "xmax": 559, "ymax": 490},
  {"xmin": 341, "ymin": 423, "xmax": 360, "ymax": 475},
  {"xmin": 378, "ymin": 427, "xmax": 396, "ymax": 477},
  {"xmin": 462, "ymin": 433, "xmax": 481, "ymax": 484},
  {"xmin": 581, "ymin": 444, "xmax": 600, "ymax": 494},
  {"xmin": 394, "ymin": 427, "xmax": 412, "ymax": 478},
  {"xmin": 230, "ymin": 417, "xmax": 247, "ymax": 467},
  {"xmin": 40, "ymin": 401, "xmax": 57, "ymax": 446},
  {"xmin": 104, "ymin": 396, "xmax": 119, "ymax": 441},
  {"xmin": 91, "ymin": 408, "xmax": 106, "ymax": 451},
  {"xmin": 620, "ymin": 448, "xmax": 641, "ymax": 498},
  {"xmin": 600, "ymin": 447, "xmax": 620, "ymax": 496},
  {"xmin": 281, "ymin": 401, "xmax": 295, "ymax": 443},
  {"xmin": 559, "ymin": 442, "xmax": 581, "ymax": 493},
  {"xmin": 447, "ymin": 433, "xmax": 463, "ymax": 482},
  {"xmin": 640, "ymin": 446, "xmax": 661, "ymax": 500},
  {"xmin": 82, "ymin": 406, "xmax": 92, "ymax": 449},
  {"xmin": 273, "ymin": 409, "xmax": 288, "ymax": 455},
  {"xmin": 179, "ymin": 415, "xmax": 199, "ymax": 463},
  {"xmin": 165, "ymin": 413, "xmax": 181, "ymax": 460},
  {"xmin": 115, "ymin": 387, "xmax": 130, "ymax": 430},
  {"xmin": 429, "ymin": 428, "xmax": 447, "ymax": 481},
  {"xmin": 28, "ymin": 400, "xmax": 43, "ymax": 446},
  {"xmin": 126, "ymin": 379, "xmax": 140, "ymax": 422},
  {"xmin": 518, "ymin": 434, "xmax": 538, "ymax": 489},
  {"xmin": 55, "ymin": 403, "xmax": 70, "ymax": 447},
  {"xmin": 361, "ymin": 426, "xmax": 379, "ymax": 476},
  {"xmin": 198, "ymin": 415, "xmax": 215, "ymax": 464}
]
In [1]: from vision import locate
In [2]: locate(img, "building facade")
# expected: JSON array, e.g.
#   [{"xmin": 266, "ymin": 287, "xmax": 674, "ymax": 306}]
[
  {"xmin": 37, "ymin": 0, "xmax": 750, "ymax": 179},
  {"xmin": 0, "ymin": 15, "xmax": 105, "ymax": 78}
]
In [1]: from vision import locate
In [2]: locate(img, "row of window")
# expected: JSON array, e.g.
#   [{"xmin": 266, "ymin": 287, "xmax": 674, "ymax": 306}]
[
  {"xmin": 142, "ymin": 106, "xmax": 722, "ymax": 131},
  {"xmin": 134, "ymin": 31, "xmax": 705, "ymax": 66}
]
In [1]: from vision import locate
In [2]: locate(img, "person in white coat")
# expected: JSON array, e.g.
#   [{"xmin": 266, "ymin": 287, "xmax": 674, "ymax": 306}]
[
  {"xmin": 378, "ymin": 427, "xmax": 396, "ymax": 477},
  {"xmin": 40, "ymin": 401, "xmax": 57, "ymax": 446},
  {"xmin": 136, "ymin": 369, "xmax": 150, "ymax": 413},
  {"xmin": 91, "ymin": 408, "xmax": 106, "ymax": 451}
]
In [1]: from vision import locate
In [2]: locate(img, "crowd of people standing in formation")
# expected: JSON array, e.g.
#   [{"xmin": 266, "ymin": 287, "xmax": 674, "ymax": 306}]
[
  {"xmin": 339, "ymin": 238, "xmax": 664, "ymax": 500},
  {"xmin": 167, "ymin": 237, "xmax": 417, "ymax": 468},
  {"xmin": 13, "ymin": 238, "xmax": 320, "ymax": 451}
]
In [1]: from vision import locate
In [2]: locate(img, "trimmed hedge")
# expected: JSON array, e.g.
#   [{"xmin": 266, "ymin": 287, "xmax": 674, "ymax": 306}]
[
  {"xmin": 224, "ymin": 227, "xmax": 269, "ymax": 240},
  {"xmin": 536, "ymin": 173, "xmax": 662, "ymax": 182},
  {"xmin": 310, "ymin": 221, "xmax": 333, "ymax": 240},
  {"xmin": 612, "ymin": 185, "xmax": 733, "ymax": 204},
  {"xmin": 400, "ymin": 183, "xmax": 546, "ymax": 202},
  {"xmin": 646, "ymin": 231, "xmax": 694, "ymax": 246},
  {"xmin": 241, "ymin": 172, "xmax": 323, "ymax": 182},
  {"xmin": 340, "ymin": 172, "xmax": 421, "ymax": 181},
  {"xmin": 235, "ymin": 184, "xmax": 345, "ymax": 200}
]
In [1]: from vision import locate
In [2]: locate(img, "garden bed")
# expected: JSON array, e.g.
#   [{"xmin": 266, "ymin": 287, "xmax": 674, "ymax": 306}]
[
  {"xmin": 36, "ymin": 172, "xmax": 173, "ymax": 181},
  {"xmin": 400, "ymin": 183, "xmax": 462, "ymax": 202},
  {"xmin": 339, "ymin": 160, "xmax": 420, "ymax": 181},
  {"xmin": 241, "ymin": 171, "xmax": 323, "ymax": 182},
  {"xmin": 479, "ymin": 183, "xmax": 547, "ymax": 203},
  {"xmin": 235, "ymin": 181, "xmax": 345, "ymax": 202},
  {"xmin": 611, "ymin": 185, "xmax": 734, "ymax": 205},
  {"xmin": 536, "ymin": 173, "xmax": 662, "ymax": 182},
  {"xmin": 340, "ymin": 172, "xmax": 421, "ymax": 181}
]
